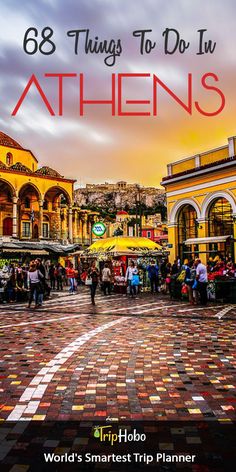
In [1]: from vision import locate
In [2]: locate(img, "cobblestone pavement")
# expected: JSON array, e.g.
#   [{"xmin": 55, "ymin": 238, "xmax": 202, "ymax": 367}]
[{"xmin": 0, "ymin": 289, "xmax": 235, "ymax": 422}]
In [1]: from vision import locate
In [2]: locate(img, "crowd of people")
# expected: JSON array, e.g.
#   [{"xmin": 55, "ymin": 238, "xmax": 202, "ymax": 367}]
[
  {"xmin": 110, "ymin": 254, "xmax": 235, "ymax": 306},
  {"xmin": 160, "ymin": 255, "xmax": 235, "ymax": 306},
  {"xmin": 0, "ymin": 254, "xmax": 235, "ymax": 308}
]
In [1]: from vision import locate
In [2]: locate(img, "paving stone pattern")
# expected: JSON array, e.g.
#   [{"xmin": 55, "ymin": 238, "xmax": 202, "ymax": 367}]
[{"xmin": 0, "ymin": 289, "xmax": 235, "ymax": 422}]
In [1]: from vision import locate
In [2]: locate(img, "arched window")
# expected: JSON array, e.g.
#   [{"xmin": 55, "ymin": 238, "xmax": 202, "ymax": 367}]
[
  {"xmin": 6, "ymin": 152, "xmax": 13, "ymax": 166},
  {"xmin": 208, "ymin": 198, "xmax": 233, "ymax": 259},
  {"xmin": 43, "ymin": 216, "xmax": 49, "ymax": 238},
  {"xmin": 177, "ymin": 204, "xmax": 198, "ymax": 260},
  {"xmin": 208, "ymin": 198, "xmax": 233, "ymax": 236}
]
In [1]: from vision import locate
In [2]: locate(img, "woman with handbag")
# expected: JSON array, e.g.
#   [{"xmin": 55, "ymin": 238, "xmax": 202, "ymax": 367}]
[
  {"xmin": 184, "ymin": 260, "xmax": 197, "ymax": 304},
  {"xmin": 101, "ymin": 263, "xmax": 112, "ymax": 295},
  {"xmin": 87, "ymin": 261, "xmax": 99, "ymax": 305},
  {"xmin": 131, "ymin": 269, "xmax": 140, "ymax": 297},
  {"xmin": 27, "ymin": 261, "xmax": 44, "ymax": 309},
  {"xmin": 125, "ymin": 261, "xmax": 139, "ymax": 298}
]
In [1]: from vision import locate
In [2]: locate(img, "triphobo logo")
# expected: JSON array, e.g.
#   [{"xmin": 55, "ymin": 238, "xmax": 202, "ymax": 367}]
[{"xmin": 93, "ymin": 425, "xmax": 146, "ymax": 446}]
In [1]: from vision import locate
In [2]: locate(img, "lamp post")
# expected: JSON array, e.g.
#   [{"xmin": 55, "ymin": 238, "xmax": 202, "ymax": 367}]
[{"xmin": 135, "ymin": 186, "xmax": 142, "ymax": 237}]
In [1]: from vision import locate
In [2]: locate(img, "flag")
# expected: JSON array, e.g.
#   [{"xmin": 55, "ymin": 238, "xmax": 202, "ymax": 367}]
[{"xmin": 30, "ymin": 210, "xmax": 35, "ymax": 222}]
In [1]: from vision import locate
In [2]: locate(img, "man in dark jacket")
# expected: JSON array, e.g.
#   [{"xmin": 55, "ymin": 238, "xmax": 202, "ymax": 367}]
[{"xmin": 147, "ymin": 260, "xmax": 159, "ymax": 293}]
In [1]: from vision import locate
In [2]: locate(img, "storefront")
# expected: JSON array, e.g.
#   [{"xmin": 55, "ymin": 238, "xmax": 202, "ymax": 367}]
[
  {"xmin": 80, "ymin": 236, "xmax": 167, "ymax": 292},
  {"xmin": 161, "ymin": 136, "xmax": 236, "ymax": 264}
]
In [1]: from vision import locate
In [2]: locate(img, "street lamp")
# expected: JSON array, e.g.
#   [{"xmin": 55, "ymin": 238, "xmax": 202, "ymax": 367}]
[{"xmin": 135, "ymin": 186, "xmax": 142, "ymax": 237}]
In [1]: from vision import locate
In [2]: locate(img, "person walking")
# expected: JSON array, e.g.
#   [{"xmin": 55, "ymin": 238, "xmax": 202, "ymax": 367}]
[
  {"xmin": 184, "ymin": 260, "xmax": 197, "ymax": 304},
  {"xmin": 66, "ymin": 263, "xmax": 76, "ymax": 294},
  {"xmin": 55, "ymin": 263, "xmax": 63, "ymax": 291},
  {"xmin": 102, "ymin": 263, "xmax": 112, "ymax": 295},
  {"xmin": 88, "ymin": 262, "xmax": 99, "ymax": 305},
  {"xmin": 27, "ymin": 261, "xmax": 43, "ymax": 309},
  {"xmin": 49, "ymin": 263, "xmax": 56, "ymax": 290},
  {"xmin": 165, "ymin": 262, "xmax": 172, "ymax": 294},
  {"xmin": 36, "ymin": 258, "xmax": 45, "ymax": 307},
  {"xmin": 181, "ymin": 259, "xmax": 193, "ymax": 304},
  {"xmin": 5, "ymin": 273, "xmax": 16, "ymax": 303},
  {"xmin": 125, "ymin": 260, "xmax": 138, "ymax": 297},
  {"xmin": 147, "ymin": 260, "xmax": 159, "ymax": 293},
  {"xmin": 195, "ymin": 259, "xmax": 208, "ymax": 305}
]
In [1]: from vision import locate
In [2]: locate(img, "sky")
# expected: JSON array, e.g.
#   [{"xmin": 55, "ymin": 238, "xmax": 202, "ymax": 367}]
[{"xmin": 0, "ymin": 0, "xmax": 235, "ymax": 188}]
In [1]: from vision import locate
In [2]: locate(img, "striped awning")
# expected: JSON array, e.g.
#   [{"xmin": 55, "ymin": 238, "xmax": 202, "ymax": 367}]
[
  {"xmin": 184, "ymin": 235, "xmax": 231, "ymax": 245},
  {"xmin": 1, "ymin": 249, "xmax": 49, "ymax": 255}
]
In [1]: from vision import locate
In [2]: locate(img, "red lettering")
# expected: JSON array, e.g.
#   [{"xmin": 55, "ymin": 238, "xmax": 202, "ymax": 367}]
[
  {"xmin": 153, "ymin": 73, "xmax": 192, "ymax": 115},
  {"xmin": 12, "ymin": 74, "xmax": 55, "ymax": 116},
  {"xmin": 79, "ymin": 73, "xmax": 116, "ymax": 116},
  {"xmin": 45, "ymin": 73, "xmax": 77, "ymax": 115},
  {"xmin": 194, "ymin": 72, "xmax": 225, "ymax": 116},
  {"xmin": 11, "ymin": 72, "xmax": 225, "ymax": 118},
  {"xmin": 118, "ymin": 73, "xmax": 151, "ymax": 116}
]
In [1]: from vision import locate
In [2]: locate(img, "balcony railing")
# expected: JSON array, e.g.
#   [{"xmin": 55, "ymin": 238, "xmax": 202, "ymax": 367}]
[{"xmin": 162, "ymin": 154, "xmax": 236, "ymax": 182}]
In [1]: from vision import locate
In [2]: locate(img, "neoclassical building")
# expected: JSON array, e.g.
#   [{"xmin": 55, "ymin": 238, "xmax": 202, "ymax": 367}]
[
  {"xmin": 161, "ymin": 136, "xmax": 236, "ymax": 264},
  {"xmin": 0, "ymin": 132, "xmax": 98, "ymax": 255}
]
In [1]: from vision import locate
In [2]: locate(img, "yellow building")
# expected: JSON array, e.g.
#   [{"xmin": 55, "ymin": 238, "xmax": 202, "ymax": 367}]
[
  {"xmin": 72, "ymin": 208, "xmax": 100, "ymax": 246},
  {"xmin": 0, "ymin": 131, "xmax": 98, "ymax": 254},
  {"xmin": 161, "ymin": 136, "xmax": 236, "ymax": 264}
]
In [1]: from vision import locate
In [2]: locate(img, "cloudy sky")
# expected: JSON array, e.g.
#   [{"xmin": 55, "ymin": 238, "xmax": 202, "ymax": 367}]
[{"xmin": 0, "ymin": 0, "xmax": 235, "ymax": 187}]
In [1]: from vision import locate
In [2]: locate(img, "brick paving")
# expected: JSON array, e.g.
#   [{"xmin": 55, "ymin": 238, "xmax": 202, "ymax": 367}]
[{"xmin": 0, "ymin": 288, "xmax": 235, "ymax": 423}]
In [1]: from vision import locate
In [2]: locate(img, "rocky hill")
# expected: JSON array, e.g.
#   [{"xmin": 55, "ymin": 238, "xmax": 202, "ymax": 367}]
[{"xmin": 74, "ymin": 182, "xmax": 166, "ymax": 219}]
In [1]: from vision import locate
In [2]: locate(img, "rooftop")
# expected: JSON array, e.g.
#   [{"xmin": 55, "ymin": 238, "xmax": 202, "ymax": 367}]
[
  {"xmin": 0, "ymin": 131, "xmax": 23, "ymax": 150},
  {"xmin": 161, "ymin": 136, "xmax": 236, "ymax": 186}
]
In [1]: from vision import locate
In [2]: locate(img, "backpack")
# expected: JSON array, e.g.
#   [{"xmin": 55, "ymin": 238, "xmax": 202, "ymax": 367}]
[{"xmin": 177, "ymin": 269, "xmax": 186, "ymax": 283}]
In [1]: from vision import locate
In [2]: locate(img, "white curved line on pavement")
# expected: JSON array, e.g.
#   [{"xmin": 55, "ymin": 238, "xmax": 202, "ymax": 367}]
[
  {"xmin": 137, "ymin": 305, "xmax": 223, "ymax": 314},
  {"xmin": 6, "ymin": 317, "xmax": 127, "ymax": 421},
  {"xmin": 101, "ymin": 303, "xmax": 182, "ymax": 313},
  {"xmin": 0, "ymin": 313, "xmax": 89, "ymax": 329},
  {"xmin": 214, "ymin": 305, "xmax": 234, "ymax": 319}
]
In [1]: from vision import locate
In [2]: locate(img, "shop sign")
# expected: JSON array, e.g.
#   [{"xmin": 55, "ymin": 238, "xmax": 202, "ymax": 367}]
[{"xmin": 92, "ymin": 221, "xmax": 106, "ymax": 237}]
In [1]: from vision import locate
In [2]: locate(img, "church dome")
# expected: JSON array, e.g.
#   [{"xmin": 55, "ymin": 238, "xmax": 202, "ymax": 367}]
[
  {"xmin": 0, "ymin": 131, "xmax": 23, "ymax": 149},
  {"xmin": 10, "ymin": 162, "xmax": 32, "ymax": 173},
  {"xmin": 35, "ymin": 166, "xmax": 63, "ymax": 178},
  {"xmin": 0, "ymin": 161, "xmax": 7, "ymax": 169},
  {"xmin": 117, "ymin": 210, "xmax": 128, "ymax": 215}
]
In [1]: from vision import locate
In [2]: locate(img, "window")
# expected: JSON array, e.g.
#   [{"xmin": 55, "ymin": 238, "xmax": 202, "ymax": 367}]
[
  {"xmin": 178, "ymin": 205, "xmax": 197, "ymax": 243},
  {"xmin": 208, "ymin": 198, "xmax": 233, "ymax": 259},
  {"xmin": 22, "ymin": 222, "xmax": 30, "ymax": 238},
  {"xmin": 24, "ymin": 197, "xmax": 30, "ymax": 209},
  {"xmin": 208, "ymin": 198, "xmax": 233, "ymax": 237},
  {"xmin": 6, "ymin": 152, "xmax": 13, "ymax": 166},
  {"xmin": 3, "ymin": 217, "xmax": 13, "ymax": 236},
  {"xmin": 177, "ymin": 204, "xmax": 198, "ymax": 261},
  {"xmin": 43, "ymin": 223, "xmax": 49, "ymax": 238},
  {"xmin": 147, "ymin": 231, "xmax": 151, "ymax": 238}
]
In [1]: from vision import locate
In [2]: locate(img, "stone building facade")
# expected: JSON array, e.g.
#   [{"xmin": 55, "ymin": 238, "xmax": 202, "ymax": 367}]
[{"xmin": 0, "ymin": 132, "xmax": 98, "ymax": 253}]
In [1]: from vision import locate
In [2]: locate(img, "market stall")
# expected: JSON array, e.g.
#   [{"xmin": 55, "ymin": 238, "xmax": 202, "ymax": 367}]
[
  {"xmin": 81, "ymin": 236, "xmax": 168, "ymax": 292},
  {"xmin": 207, "ymin": 271, "xmax": 236, "ymax": 303}
]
